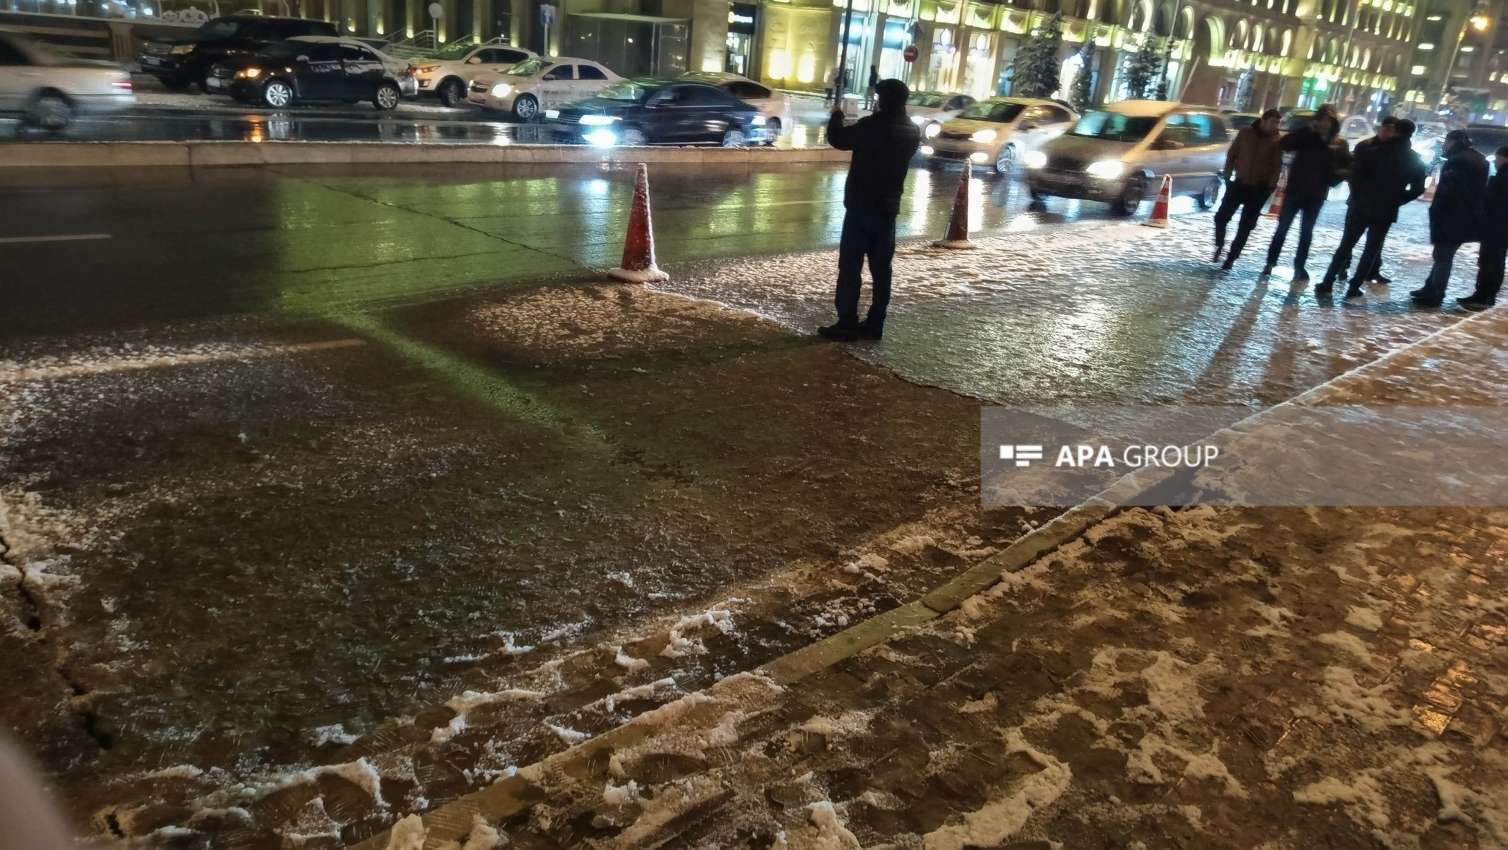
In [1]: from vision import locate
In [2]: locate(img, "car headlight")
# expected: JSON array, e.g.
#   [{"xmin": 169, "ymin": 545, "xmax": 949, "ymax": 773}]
[
  {"xmin": 924, "ymin": 122, "xmax": 941, "ymax": 139},
  {"xmin": 1086, "ymin": 159, "xmax": 1125, "ymax": 179},
  {"xmin": 970, "ymin": 128, "xmax": 998, "ymax": 143},
  {"xmin": 490, "ymin": 83, "xmax": 514, "ymax": 98},
  {"xmin": 910, "ymin": 114, "xmax": 928, "ymax": 126},
  {"xmin": 237, "ymin": 67, "xmax": 262, "ymax": 79},
  {"xmin": 580, "ymin": 114, "xmax": 619, "ymax": 126},
  {"xmin": 415, "ymin": 64, "xmax": 440, "ymax": 74},
  {"xmin": 171, "ymin": 44, "xmax": 194, "ymax": 55},
  {"xmin": 584, "ymin": 129, "xmax": 618, "ymax": 147},
  {"xmin": 1023, "ymin": 150, "xmax": 1048, "ymax": 169},
  {"xmin": 920, "ymin": 144, "xmax": 935, "ymax": 156}
]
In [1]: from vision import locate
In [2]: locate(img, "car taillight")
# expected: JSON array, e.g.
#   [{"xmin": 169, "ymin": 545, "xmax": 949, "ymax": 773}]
[{"xmin": 112, "ymin": 78, "xmax": 133, "ymax": 91}]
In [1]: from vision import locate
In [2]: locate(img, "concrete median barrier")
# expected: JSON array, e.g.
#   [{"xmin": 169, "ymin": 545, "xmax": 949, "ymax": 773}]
[{"xmin": 0, "ymin": 140, "xmax": 852, "ymax": 169}]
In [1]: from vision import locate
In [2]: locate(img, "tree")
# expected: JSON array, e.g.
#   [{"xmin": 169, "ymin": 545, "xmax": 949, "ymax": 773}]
[
  {"xmin": 1012, "ymin": 11, "xmax": 1065, "ymax": 99},
  {"xmin": 1122, "ymin": 33, "xmax": 1162, "ymax": 100},
  {"xmin": 1071, "ymin": 41, "xmax": 1096, "ymax": 112}
]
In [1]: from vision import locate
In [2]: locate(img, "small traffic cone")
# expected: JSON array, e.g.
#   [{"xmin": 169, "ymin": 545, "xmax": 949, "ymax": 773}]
[
  {"xmin": 933, "ymin": 162, "xmax": 977, "ymax": 249},
  {"xmin": 1264, "ymin": 168, "xmax": 1286, "ymax": 218},
  {"xmin": 1143, "ymin": 174, "xmax": 1172, "ymax": 228},
  {"xmin": 609, "ymin": 163, "xmax": 669, "ymax": 283},
  {"xmin": 1420, "ymin": 172, "xmax": 1437, "ymax": 203}
]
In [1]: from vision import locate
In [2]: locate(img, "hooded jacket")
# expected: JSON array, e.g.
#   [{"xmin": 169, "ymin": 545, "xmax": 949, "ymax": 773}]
[
  {"xmin": 1429, "ymin": 143, "xmax": 1489, "ymax": 244},
  {"xmin": 1281, "ymin": 125, "xmax": 1350, "ymax": 200},
  {"xmin": 1345, "ymin": 135, "xmax": 1428, "ymax": 224},
  {"xmin": 1223, "ymin": 122, "xmax": 1283, "ymax": 189},
  {"xmin": 827, "ymin": 92, "xmax": 922, "ymax": 216}
]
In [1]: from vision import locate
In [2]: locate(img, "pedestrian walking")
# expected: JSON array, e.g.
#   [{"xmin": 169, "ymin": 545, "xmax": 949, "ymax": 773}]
[
  {"xmin": 1457, "ymin": 145, "xmax": 1508, "ymax": 309},
  {"xmin": 1411, "ymin": 129, "xmax": 1489, "ymax": 307},
  {"xmin": 865, "ymin": 65, "xmax": 880, "ymax": 110},
  {"xmin": 1317, "ymin": 116, "xmax": 1427, "ymax": 299},
  {"xmin": 1213, "ymin": 109, "xmax": 1282, "ymax": 270},
  {"xmin": 1262, "ymin": 106, "xmax": 1349, "ymax": 281},
  {"xmin": 1351, "ymin": 118, "xmax": 1420, "ymax": 285},
  {"xmin": 818, "ymin": 78, "xmax": 922, "ymax": 342}
]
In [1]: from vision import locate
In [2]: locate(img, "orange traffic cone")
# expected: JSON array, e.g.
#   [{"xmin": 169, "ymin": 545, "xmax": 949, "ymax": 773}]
[
  {"xmin": 933, "ymin": 162, "xmax": 976, "ymax": 249},
  {"xmin": 1420, "ymin": 171, "xmax": 1438, "ymax": 203},
  {"xmin": 1143, "ymin": 174, "xmax": 1172, "ymax": 228},
  {"xmin": 1264, "ymin": 167, "xmax": 1286, "ymax": 218},
  {"xmin": 609, "ymin": 163, "xmax": 669, "ymax": 283}
]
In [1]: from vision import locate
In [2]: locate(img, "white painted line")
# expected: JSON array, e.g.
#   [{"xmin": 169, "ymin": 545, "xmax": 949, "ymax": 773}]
[
  {"xmin": 0, "ymin": 338, "xmax": 366, "ymax": 384},
  {"xmin": 0, "ymin": 233, "xmax": 112, "ymax": 245}
]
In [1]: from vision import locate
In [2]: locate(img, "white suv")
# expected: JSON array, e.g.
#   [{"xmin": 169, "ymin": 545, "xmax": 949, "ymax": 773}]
[
  {"xmin": 466, "ymin": 57, "xmax": 619, "ymax": 120},
  {"xmin": 412, "ymin": 42, "xmax": 535, "ymax": 107}
]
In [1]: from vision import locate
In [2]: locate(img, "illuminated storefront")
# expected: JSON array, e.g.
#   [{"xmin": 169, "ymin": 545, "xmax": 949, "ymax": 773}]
[{"xmin": 726, "ymin": 2, "xmax": 758, "ymax": 74}]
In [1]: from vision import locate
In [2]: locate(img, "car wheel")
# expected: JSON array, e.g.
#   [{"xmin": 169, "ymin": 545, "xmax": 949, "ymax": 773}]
[
  {"xmin": 721, "ymin": 128, "xmax": 746, "ymax": 147},
  {"xmin": 1113, "ymin": 174, "xmax": 1148, "ymax": 216},
  {"xmin": 262, "ymin": 79, "xmax": 294, "ymax": 108},
  {"xmin": 374, "ymin": 82, "xmax": 400, "ymax": 110},
  {"xmin": 512, "ymin": 94, "xmax": 539, "ymax": 121},
  {"xmin": 439, "ymin": 78, "xmax": 466, "ymax": 108},
  {"xmin": 994, "ymin": 143, "xmax": 1017, "ymax": 176},
  {"xmin": 1197, "ymin": 177, "xmax": 1222, "ymax": 210},
  {"xmin": 24, "ymin": 92, "xmax": 72, "ymax": 131},
  {"xmin": 619, "ymin": 126, "xmax": 647, "ymax": 146}
]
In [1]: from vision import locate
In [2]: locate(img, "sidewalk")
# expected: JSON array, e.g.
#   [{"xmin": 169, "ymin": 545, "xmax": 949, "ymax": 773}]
[{"xmin": 365, "ymin": 307, "xmax": 1508, "ymax": 850}]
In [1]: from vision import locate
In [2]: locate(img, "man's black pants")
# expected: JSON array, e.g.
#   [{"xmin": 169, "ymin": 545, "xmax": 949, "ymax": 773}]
[
  {"xmin": 1476, "ymin": 237, "xmax": 1506, "ymax": 303},
  {"xmin": 835, "ymin": 210, "xmax": 898, "ymax": 329},
  {"xmin": 1323, "ymin": 207, "xmax": 1390, "ymax": 286},
  {"xmin": 1213, "ymin": 182, "xmax": 1271, "ymax": 260}
]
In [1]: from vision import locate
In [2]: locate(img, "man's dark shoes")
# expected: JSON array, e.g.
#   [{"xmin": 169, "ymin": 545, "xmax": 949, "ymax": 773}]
[
  {"xmin": 856, "ymin": 322, "xmax": 884, "ymax": 340},
  {"xmin": 817, "ymin": 323, "xmax": 859, "ymax": 341},
  {"xmin": 1293, "ymin": 270, "xmax": 1310, "ymax": 283},
  {"xmin": 1457, "ymin": 294, "xmax": 1495, "ymax": 310},
  {"xmin": 1409, "ymin": 287, "xmax": 1427, "ymax": 298},
  {"xmin": 1343, "ymin": 285, "xmax": 1364, "ymax": 300},
  {"xmin": 1220, "ymin": 256, "xmax": 1236, "ymax": 271},
  {"xmin": 1211, "ymin": 246, "xmax": 1224, "ymax": 263},
  {"xmin": 1375, "ymin": 274, "xmax": 1392, "ymax": 285},
  {"xmin": 1261, "ymin": 263, "xmax": 1274, "ymax": 275},
  {"xmin": 1314, "ymin": 279, "xmax": 1334, "ymax": 295}
]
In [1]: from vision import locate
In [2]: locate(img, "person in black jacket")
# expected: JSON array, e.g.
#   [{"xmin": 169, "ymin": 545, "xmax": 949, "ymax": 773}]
[
  {"xmin": 1412, "ymin": 130, "xmax": 1490, "ymax": 307},
  {"xmin": 818, "ymin": 78, "xmax": 922, "ymax": 341},
  {"xmin": 1263, "ymin": 106, "xmax": 1349, "ymax": 281},
  {"xmin": 1459, "ymin": 145, "xmax": 1508, "ymax": 308},
  {"xmin": 1318, "ymin": 117, "xmax": 1428, "ymax": 299}
]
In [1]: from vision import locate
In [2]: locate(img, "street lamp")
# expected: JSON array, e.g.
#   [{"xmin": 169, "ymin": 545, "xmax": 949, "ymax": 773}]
[
  {"xmin": 1438, "ymin": 6, "xmax": 1491, "ymax": 110},
  {"xmin": 1156, "ymin": 1, "xmax": 1187, "ymax": 99}
]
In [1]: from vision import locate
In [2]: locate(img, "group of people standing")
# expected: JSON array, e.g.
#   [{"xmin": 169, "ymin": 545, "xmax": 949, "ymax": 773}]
[{"xmin": 1214, "ymin": 106, "xmax": 1507, "ymax": 309}]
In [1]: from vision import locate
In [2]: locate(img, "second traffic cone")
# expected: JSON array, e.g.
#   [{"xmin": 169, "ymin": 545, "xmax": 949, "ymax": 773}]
[
  {"xmin": 609, "ymin": 163, "xmax": 669, "ymax": 283},
  {"xmin": 933, "ymin": 161, "xmax": 977, "ymax": 249},
  {"xmin": 1143, "ymin": 174, "xmax": 1172, "ymax": 228},
  {"xmin": 1264, "ymin": 167, "xmax": 1286, "ymax": 218}
]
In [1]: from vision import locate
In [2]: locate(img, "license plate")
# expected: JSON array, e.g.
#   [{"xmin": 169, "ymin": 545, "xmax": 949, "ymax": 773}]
[
  {"xmin": 207, "ymin": 78, "xmax": 223, "ymax": 89},
  {"xmin": 142, "ymin": 56, "xmax": 163, "ymax": 67}
]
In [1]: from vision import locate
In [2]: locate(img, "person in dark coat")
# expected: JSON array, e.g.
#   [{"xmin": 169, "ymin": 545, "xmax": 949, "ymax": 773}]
[
  {"xmin": 1263, "ymin": 106, "xmax": 1349, "ymax": 281},
  {"xmin": 1412, "ymin": 129, "xmax": 1490, "ymax": 307},
  {"xmin": 1318, "ymin": 117, "xmax": 1428, "ymax": 299},
  {"xmin": 818, "ymin": 78, "xmax": 921, "ymax": 341},
  {"xmin": 1353, "ymin": 117, "xmax": 1418, "ymax": 286},
  {"xmin": 1459, "ymin": 145, "xmax": 1508, "ymax": 309},
  {"xmin": 1213, "ymin": 109, "xmax": 1283, "ymax": 269},
  {"xmin": 865, "ymin": 65, "xmax": 880, "ymax": 110}
]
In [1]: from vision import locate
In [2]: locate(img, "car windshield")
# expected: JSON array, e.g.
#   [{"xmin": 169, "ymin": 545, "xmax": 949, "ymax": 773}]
[
  {"xmin": 195, "ymin": 19, "xmax": 242, "ymax": 40},
  {"xmin": 597, "ymin": 80, "xmax": 653, "ymax": 102},
  {"xmin": 909, "ymin": 93, "xmax": 946, "ymax": 108},
  {"xmin": 434, "ymin": 42, "xmax": 475, "ymax": 60},
  {"xmin": 1070, "ymin": 111, "xmax": 1158, "ymax": 142},
  {"xmin": 258, "ymin": 41, "xmax": 301, "ymax": 60},
  {"xmin": 505, "ymin": 57, "xmax": 547, "ymax": 77},
  {"xmin": 959, "ymin": 100, "xmax": 1024, "ymax": 122}
]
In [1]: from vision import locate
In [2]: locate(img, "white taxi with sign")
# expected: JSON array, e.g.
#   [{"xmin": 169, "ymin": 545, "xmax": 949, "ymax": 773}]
[{"xmin": 466, "ymin": 56, "xmax": 619, "ymax": 120}]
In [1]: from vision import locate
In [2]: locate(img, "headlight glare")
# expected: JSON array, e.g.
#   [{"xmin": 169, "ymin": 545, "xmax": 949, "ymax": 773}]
[
  {"xmin": 1086, "ymin": 159, "xmax": 1125, "ymax": 179},
  {"xmin": 924, "ymin": 122, "xmax": 941, "ymax": 139},
  {"xmin": 1023, "ymin": 150, "xmax": 1048, "ymax": 169},
  {"xmin": 238, "ymin": 67, "xmax": 262, "ymax": 79},
  {"xmin": 580, "ymin": 114, "xmax": 620, "ymax": 126},
  {"xmin": 490, "ymin": 82, "xmax": 514, "ymax": 97},
  {"xmin": 970, "ymin": 128, "xmax": 998, "ymax": 143}
]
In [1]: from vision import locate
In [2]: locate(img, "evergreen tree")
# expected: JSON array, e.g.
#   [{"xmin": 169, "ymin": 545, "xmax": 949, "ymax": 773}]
[
  {"xmin": 1071, "ymin": 40, "xmax": 1095, "ymax": 112},
  {"xmin": 1120, "ymin": 33, "xmax": 1163, "ymax": 100},
  {"xmin": 1012, "ymin": 11, "xmax": 1064, "ymax": 99}
]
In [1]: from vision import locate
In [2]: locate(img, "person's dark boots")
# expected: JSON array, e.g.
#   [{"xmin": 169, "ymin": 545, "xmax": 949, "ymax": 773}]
[
  {"xmin": 1409, "ymin": 287, "xmax": 1428, "ymax": 298},
  {"xmin": 1343, "ymin": 284, "xmax": 1364, "ymax": 300},
  {"xmin": 1293, "ymin": 269, "xmax": 1310, "ymax": 283},
  {"xmin": 1220, "ymin": 254, "xmax": 1236, "ymax": 271},
  {"xmin": 856, "ymin": 321, "xmax": 884, "ymax": 340},
  {"xmin": 1315, "ymin": 276, "xmax": 1335, "ymax": 295},
  {"xmin": 817, "ymin": 323, "xmax": 859, "ymax": 341},
  {"xmin": 1375, "ymin": 274, "xmax": 1392, "ymax": 285},
  {"xmin": 1457, "ymin": 294, "xmax": 1494, "ymax": 310},
  {"xmin": 1261, "ymin": 263, "xmax": 1275, "ymax": 275},
  {"xmin": 1211, "ymin": 245, "xmax": 1224, "ymax": 263}
]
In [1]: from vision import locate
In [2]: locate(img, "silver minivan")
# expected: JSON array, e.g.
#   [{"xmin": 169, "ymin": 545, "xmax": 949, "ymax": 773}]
[{"xmin": 1024, "ymin": 100, "xmax": 1230, "ymax": 215}]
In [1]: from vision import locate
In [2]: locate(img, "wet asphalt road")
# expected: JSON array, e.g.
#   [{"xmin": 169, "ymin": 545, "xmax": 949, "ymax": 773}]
[{"xmin": 0, "ymin": 162, "xmax": 1103, "ymax": 337}]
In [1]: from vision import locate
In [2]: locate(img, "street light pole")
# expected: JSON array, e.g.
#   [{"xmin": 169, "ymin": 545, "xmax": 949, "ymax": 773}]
[
  {"xmin": 1437, "ymin": 7, "xmax": 1490, "ymax": 112},
  {"xmin": 836, "ymin": 0, "xmax": 856, "ymax": 107}
]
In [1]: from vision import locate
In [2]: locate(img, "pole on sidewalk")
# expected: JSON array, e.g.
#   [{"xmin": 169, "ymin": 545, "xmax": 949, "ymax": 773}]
[{"xmin": 836, "ymin": 0, "xmax": 855, "ymax": 108}]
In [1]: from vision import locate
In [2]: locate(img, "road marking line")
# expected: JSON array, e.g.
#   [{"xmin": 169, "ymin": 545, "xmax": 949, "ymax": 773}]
[
  {"xmin": 0, "ymin": 338, "xmax": 365, "ymax": 384},
  {"xmin": 0, "ymin": 233, "xmax": 112, "ymax": 245}
]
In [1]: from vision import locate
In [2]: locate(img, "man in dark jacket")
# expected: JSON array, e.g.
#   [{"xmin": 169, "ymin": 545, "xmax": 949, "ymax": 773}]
[
  {"xmin": 818, "ymin": 78, "xmax": 922, "ymax": 341},
  {"xmin": 1318, "ymin": 117, "xmax": 1428, "ymax": 299},
  {"xmin": 1412, "ymin": 130, "xmax": 1490, "ymax": 307},
  {"xmin": 1213, "ymin": 109, "xmax": 1282, "ymax": 270},
  {"xmin": 1263, "ymin": 107, "xmax": 1349, "ymax": 281},
  {"xmin": 1459, "ymin": 145, "xmax": 1508, "ymax": 309}
]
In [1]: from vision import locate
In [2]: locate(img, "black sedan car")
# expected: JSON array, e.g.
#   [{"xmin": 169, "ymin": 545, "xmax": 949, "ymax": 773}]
[
  {"xmin": 208, "ymin": 36, "xmax": 416, "ymax": 110},
  {"xmin": 545, "ymin": 79, "xmax": 768, "ymax": 147},
  {"xmin": 139, "ymin": 14, "xmax": 337, "ymax": 92}
]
